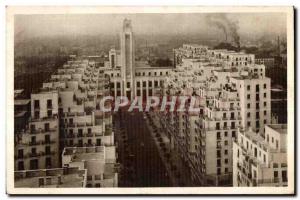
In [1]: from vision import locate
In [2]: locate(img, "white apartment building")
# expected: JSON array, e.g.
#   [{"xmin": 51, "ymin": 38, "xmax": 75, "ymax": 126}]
[
  {"xmin": 15, "ymin": 91, "xmax": 60, "ymax": 170},
  {"xmin": 62, "ymin": 146, "xmax": 118, "ymax": 187},
  {"xmin": 233, "ymin": 124, "xmax": 287, "ymax": 186},
  {"xmin": 160, "ymin": 43, "xmax": 273, "ymax": 186}
]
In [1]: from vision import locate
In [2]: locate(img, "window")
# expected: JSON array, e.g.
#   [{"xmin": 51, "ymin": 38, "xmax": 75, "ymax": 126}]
[
  {"xmin": 18, "ymin": 161, "xmax": 24, "ymax": 170},
  {"xmin": 127, "ymin": 82, "xmax": 130, "ymax": 88},
  {"xmin": 46, "ymin": 157, "xmax": 51, "ymax": 168},
  {"xmin": 224, "ymin": 140, "xmax": 228, "ymax": 146},
  {"xmin": 216, "ymin": 122, "xmax": 220, "ymax": 130},
  {"xmin": 225, "ymin": 159, "xmax": 228, "ymax": 164},
  {"xmin": 264, "ymin": 102, "xmax": 267, "ymax": 107},
  {"xmin": 137, "ymin": 82, "xmax": 140, "ymax": 87},
  {"xmin": 45, "ymin": 135, "xmax": 50, "ymax": 143},
  {"xmin": 34, "ymin": 100, "xmax": 40, "ymax": 109},
  {"xmin": 274, "ymin": 171, "xmax": 278, "ymax": 178},
  {"xmin": 217, "ymin": 159, "xmax": 221, "ymax": 167},
  {"xmin": 264, "ymin": 93, "xmax": 267, "ymax": 98},
  {"xmin": 256, "ymin": 84, "xmax": 260, "ymax": 92},
  {"xmin": 44, "ymin": 123, "xmax": 50, "ymax": 131},
  {"xmin": 30, "ymin": 159, "xmax": 38, "ymax": 170},
  {"xmin": 47, "ymin": 110, "xmax": 52, "ymax": 117},
  {"xmin": 247, "ymin": 85, "xmax": 250, "ymax": 91},
  {"xmin": 247, "ymin": 94, "xmax": 250, "ymax": 99},
  {"xmin": 148, "ymin": 81, "xmax": 152, "ymax": 87},
  {"xmin": 232, "ymin": 131, "xmax": 236, "ymax": 138},
  {"xmin": 97, "ymin": 139, "xmax": 101, "ymax": 146},
  {"xmin": 264, "ymin": 110, "xmax": 267, "ymax": 116},
  {"xmin": 247, "ymin": 112, "xmax": 251, "ymax": 118},
  {"xmin": 217, "ymin": 150, "xmax": 221, "ymax": 157},
  {"xmin": 264, "ymin": 83, "xmax": 267, "ymax": 89},
  {"xmin": 256, "ymin": 112, "xmax": 260, "ymax": 118},
  {"xmin": 143, "ymin": 81, "xmax": 146, "ymax": 87},
  {"xmin": 34, "ymin": 111, "xmax": 40, "ymax": 119},
  {"xmin": 224, "ymin": 150, "xmax": 228, "ymax": 155},
  {"xmin": 256, "ymin": 121, "xmax": 260, "ymax": 128},
  {"xmin": 217, "ymin": 132, "xmax": 221, "ymax": 139},
  {"xmin": 224, "ymin": 132, "xmax": 228, "ymax": 137},
  {"xmin": 45, "ymin": 146, "xmax": 51, "ymax": 154},
  {"xmin": 282, "ymin": 170, "xmax": 287, "ymax": 182},
  {"xmin": 247, "ymin": 103, "xmax": 250, "ymax": 109},
  {"xmin": 47, "ymin": 99, "xmax": 52, "ymax": 109}
]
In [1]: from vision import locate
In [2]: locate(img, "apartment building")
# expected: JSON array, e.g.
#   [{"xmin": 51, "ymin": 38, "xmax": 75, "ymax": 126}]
[
  {"xmin": 15, "ymin": 167, "xmax": 87, "ymax": 188},
  {"xmin": 15, "ymin": 91, "xmax": 60, "ymax": 170},
  {"xmin": 159, "ymin": 43, "xmax": 273, "ymax": 186},
  {"xmin": 232, "ymin": 124, "xmax": 287, "ymax": 186},
  {"xmin": 62, "ymin": 146, "xmax": 118, "ymax": 187}
]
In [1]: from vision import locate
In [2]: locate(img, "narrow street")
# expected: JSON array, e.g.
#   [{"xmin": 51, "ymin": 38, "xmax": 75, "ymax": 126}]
[{"xmin": 114, "ymin": 109, "xmax": 172, "ymax": 187}]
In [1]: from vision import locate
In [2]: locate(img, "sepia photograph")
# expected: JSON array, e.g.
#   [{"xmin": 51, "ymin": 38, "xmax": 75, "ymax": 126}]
[{"xmin": 6, "ymin": 6, "xmax": 294, "ymax": 195}]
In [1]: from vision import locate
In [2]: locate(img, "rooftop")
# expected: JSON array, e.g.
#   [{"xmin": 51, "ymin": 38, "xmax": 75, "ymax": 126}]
[
  {"xmin": 15, "ymin": 167, "xmax": 86, "ymax": 188},
  {"xmin": 267, "ymin": 124, "xmax": 287, "ymax": 134}
]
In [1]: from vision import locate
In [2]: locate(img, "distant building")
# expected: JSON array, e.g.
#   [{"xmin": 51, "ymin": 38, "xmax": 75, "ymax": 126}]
[
  {"xmin": 105, "ymin": 19, "xmax": 173, "ymax": 100},
  {"xmin": 255, "ymin": 57, "xmax": 275, "ymax": 68}
]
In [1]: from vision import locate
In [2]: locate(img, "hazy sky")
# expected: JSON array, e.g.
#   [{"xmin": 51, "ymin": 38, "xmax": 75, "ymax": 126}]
[{"xmin": 15, "ymin": 13, "xmax": 287, "ymax": 39}]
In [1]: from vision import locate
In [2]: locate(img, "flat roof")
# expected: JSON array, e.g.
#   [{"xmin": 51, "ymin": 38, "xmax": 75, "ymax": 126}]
[
  {"xmin": 15, "ymin": 167, "xmax": 86, "ymax": 188},
  {"xmin": 268, "ymin": 124, "xmax": 287, "ymax": 134}
]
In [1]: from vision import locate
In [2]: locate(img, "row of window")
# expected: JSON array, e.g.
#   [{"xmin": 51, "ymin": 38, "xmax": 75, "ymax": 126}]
[
  {"xmin": 17, "ymin": 157, "xmax": 52, "ymax": 170},
  {"xmin": 110, "ymin": 80, "xmax": 163, "ymax": 88},
  {"xmin": 34, "ymin": 99, "xmax": 53, "ymax": 109},
  {"xmin": 246, "ymin": 92, "xmax": 267, "ymax": 100},
  {"xmin": 246, "ymin": 84, "xmax": 267, "ymax": 91}
]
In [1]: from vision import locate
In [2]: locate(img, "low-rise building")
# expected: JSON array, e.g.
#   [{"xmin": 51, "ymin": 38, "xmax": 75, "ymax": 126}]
[
  {"xmin": 15, "ymin": 167, "xmax": 87, "ymax": 188},
  {"xmin": 233, "ymin": 124, "xmax": 287, "ymax": 186},
  {"xmin": 62, "ymin": 146, "xmax": 118, "ymax": 187}
]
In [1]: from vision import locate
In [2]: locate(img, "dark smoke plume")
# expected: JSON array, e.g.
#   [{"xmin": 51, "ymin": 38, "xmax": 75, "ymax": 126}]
[{"xmin": 206, "ymin": 14, "xmax": 240, "ymax": 49}]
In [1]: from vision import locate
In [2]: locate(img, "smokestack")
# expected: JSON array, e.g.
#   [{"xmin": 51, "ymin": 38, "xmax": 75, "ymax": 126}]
[{"xmin": 206, "ymin": 14, "xmax": 240, "ymax": 49}]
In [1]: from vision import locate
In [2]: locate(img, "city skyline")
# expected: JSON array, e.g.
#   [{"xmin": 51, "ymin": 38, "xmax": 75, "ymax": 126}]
[{"xmin": 7, "ymin": 7, "xmax": 294, "ymax": 195}]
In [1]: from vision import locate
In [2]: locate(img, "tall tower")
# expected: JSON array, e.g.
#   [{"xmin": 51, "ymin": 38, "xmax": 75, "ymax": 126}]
[{"xmin": 120, "ymin": 19, "xmax": 135, "ymax": 100}]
